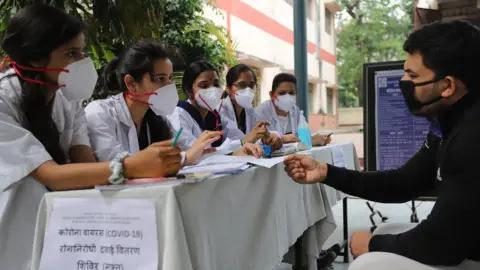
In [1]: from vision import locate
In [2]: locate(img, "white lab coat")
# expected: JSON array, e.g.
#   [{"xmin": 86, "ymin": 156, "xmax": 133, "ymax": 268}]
[
  {"xmin": 84, "ymin": 93, "xmax": 188, "ymax": 162},
  {"xmin": 219, "ymin": 96, "xmax": 280, "ymax": 142},
  {"xmin": 255, "ymin": 100, "xmax": 301, "ymax": 135},
  {"xmin": 168, "ymin": 99, "xmax": 241, "ymax": 151},
  {"xmin": 218, "ymin": 96, "xmax": 261, "ymax": 140},
  {"xmin": 0, "ymin": 70, "xmax": 91, "ymax": 270}
]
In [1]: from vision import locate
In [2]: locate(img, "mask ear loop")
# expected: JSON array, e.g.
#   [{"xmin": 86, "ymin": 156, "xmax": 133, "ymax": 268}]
[
  {"xmin": 198, "ymin": 94, "xmax": 223, "ymax": 128},
  {"xmin": 124, "ymin": 92, "xmax": 157, "ymax": 106},
  {"xmin": 1, "ymin": 58, "xmax": 69, "ymax": 87}
]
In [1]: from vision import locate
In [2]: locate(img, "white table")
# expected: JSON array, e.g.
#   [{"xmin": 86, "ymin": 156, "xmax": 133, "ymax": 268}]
[{"xmin": 31, "ymin": 143, "xmax": 359, "ymax": 270}]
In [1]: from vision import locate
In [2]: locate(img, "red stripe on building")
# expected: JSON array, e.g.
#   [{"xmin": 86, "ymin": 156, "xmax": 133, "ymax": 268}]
[{"xmin": 214, "ymin": 0, "xmax": 336, "ymax": 65}]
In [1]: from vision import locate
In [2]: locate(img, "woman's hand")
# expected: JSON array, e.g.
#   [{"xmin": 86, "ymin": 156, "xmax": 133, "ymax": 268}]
[
  {"xmin": 232, "ymin": 143, "xmax": 264, "ymax": 158},
  {"xmin": 312, "ymin": 134, "xmax": 332, "ymax": 147},
  {"xmin": 185, "ymin": 130, "xmax": 223, "ymax": 165},
  {"xmin": 243, "ymin": 121, "xmax": 270, "ymax": 143},
  {"xmin": 263, "ymin": 133, "xmax": 283, "ymax": 151},
  {"xmin": 124, "ymin": 139, "xmax": 182, "ymax": 178},
  {"xmin": 282, "ymin": 134, "xmax": 300, "ymax": 143}
]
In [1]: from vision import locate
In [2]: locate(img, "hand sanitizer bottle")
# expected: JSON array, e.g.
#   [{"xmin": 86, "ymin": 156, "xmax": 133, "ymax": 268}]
[{"xmin": 297, "ymin": 110, "xmax": 312, "ymax": 149}]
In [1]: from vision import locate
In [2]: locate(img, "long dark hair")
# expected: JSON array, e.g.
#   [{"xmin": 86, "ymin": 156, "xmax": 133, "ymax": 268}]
[
  {"xmin": 222, "ymin": 64, "xmax": 257, "ymax": 99},
  {"xmin": 182, "ymin": 61, "xmax": 218, "ymax": 98},
  {"xmin": 1, "ymin": 4, "xmax": 86, "ymax": 164},
  {"xmin": 101, "ymin": 40, "xmax": 172, "ymax": 143}
]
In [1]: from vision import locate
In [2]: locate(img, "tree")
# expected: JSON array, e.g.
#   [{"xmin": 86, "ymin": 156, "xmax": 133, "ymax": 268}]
[
  {"xmin": 0, "ymin": 0, "xmax": 237, "ymax": 100},
  {"xmin": 336, "ymin": 0, "xmax": 413, "ymax": 107}
]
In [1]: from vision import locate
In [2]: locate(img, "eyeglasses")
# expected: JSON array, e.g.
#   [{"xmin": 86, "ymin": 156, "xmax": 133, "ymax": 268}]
[{"xmin": 233, "ymin": 82, "xmax": 256, "ymax": 90}]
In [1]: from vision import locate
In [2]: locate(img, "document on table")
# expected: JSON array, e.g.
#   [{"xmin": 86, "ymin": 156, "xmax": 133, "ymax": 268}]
[
  {"xmin": 95, "ymin": 173, "xmax": 212, "ymax": 191},
  {"xmin": 331, "ymin": 146, "xmax": 346, "ymax": 168},
  {"xmin": 194, "ymin": 155, "xmax": 286, "ymax": 169},
  {"xmin": 271, "ymin": 142, "xmax": 310, "ymax": 157},
  {"xmin": 39, "ymin": 198, "xmax": 158, "ymax": 270},
  {"xmin": 179, "ymin": 162, "xmax": 250, "ymax": 174},
  {"xmin": 201, "ymin": 138, "xmax": 237, "ymax": 157}
]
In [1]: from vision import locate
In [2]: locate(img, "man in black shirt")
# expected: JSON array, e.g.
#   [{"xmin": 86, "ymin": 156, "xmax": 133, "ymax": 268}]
[{"xmin": 284, "ymin": 20, "xmax": 480, "ymax": 269}]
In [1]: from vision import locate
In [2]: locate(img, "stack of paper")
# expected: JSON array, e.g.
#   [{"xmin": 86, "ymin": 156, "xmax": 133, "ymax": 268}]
[
  {"xmin": 193, "ymin": 155, "xmax": 286, "ymax": 169},
  {"xmin": 95, "ymin": 173, "xmax": 211, "ymax": 190},
  {"xmin": 179, "ymin": 162, "xmax": 250, "ymax": 175}
]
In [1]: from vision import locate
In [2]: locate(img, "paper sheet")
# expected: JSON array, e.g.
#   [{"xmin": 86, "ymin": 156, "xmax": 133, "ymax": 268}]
[
  {"xmin": 193, "ymin": 155, "xmax": 286, "ymax": 169},
  {"xmin": 95, "ymin": 174, "xmax": 211, "ymax": 191},
  {"xmin": 179, "ymin": 162, "xmax": 249, "ymax": 174},
  {"xmin": 331, "ymin": 146, "xmax": 346, "ymax": 168},
  {"xmin": 39, "ymin": 198, "xmax": 158, "ymax": 270},
  {"xmin": 271, "ymin": 144, "xmax": 297, "ymax": 157},
  {"xmin": 247, "ymin": 156, "xmax": 286, "ymax": 168}
]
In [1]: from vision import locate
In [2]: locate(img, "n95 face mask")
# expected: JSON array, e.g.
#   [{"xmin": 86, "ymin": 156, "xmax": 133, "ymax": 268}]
[
  {"xmin": 149, "ymin": 83, "xmax": 179, "ymax": 115},
  {"xmin": 274, "ymin": 94, "xmax": 296, "ymax": 111},
  {"xmin": 235, "ymin": 87, "xmax": 255, "ymax": 108},
  {"xmin": 195, "ymin": 87, "xmax": 222, "ymax": 111},
  {"xmin": 58, "ymin": 57, "xmax": 98, "ymax": 101}
]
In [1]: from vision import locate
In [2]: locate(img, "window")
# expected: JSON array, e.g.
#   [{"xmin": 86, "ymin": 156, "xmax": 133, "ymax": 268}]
[
  {"xmin": 308, "ymin": 83, "xmax": 315, "ymax": 114},
  {"xmin": 326, "ymin": 87, "xmax": 334, "ymax": 114},
  {"xmin": 325, "ymin": 8, "xmax": 332, "ymax": 35},
  {"xmin": 307, "ymin": 0, "xmax": 314, "ymax": 20}
]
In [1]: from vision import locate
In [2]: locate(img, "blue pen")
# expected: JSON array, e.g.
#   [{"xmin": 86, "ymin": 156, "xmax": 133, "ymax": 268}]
[{"xmin": 171, "ymin": 127, "xmax": 183, "ymax": 146}]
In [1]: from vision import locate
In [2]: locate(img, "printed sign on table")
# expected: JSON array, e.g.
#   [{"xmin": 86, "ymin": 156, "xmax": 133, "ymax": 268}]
[{"xmin": 39, "ymin": 198, "xmax": 158, "ymax": 270}]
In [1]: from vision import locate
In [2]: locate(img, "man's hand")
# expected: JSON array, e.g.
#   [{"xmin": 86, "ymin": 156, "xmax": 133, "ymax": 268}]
[
  {"xmin": 283, "ymin": 154, "xmax": 328, "ymax": 184},
  {"xmin": 350, "ymin": 231, "xmax": 373, "ymax": 258}
]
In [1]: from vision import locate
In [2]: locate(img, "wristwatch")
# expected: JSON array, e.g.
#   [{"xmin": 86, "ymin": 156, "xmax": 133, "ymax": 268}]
[{"xmin": 108, "ymin": 151, "xmax": 129, "ymax": 185}]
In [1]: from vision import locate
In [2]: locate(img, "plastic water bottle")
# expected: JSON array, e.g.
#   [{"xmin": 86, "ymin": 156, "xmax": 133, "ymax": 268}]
[{"xmin": 297, "ymin": 110, "xmax": 312, "ymax": 149}]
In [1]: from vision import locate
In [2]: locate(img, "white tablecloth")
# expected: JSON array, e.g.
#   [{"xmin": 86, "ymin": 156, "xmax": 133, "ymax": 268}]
[{"xmin": 31, "ymin": 143, "xmax": 359, "ymax": 270}]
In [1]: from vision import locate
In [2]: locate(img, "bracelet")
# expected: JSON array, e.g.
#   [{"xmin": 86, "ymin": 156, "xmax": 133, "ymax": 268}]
[{"xmin": 108, "ymin": 151, "xmax": 129, "ymax": 185}]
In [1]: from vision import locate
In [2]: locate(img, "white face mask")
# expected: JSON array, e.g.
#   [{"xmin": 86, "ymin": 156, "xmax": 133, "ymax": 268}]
[
  {"xmin": 234, "ymin": 87, "xmax": 255, "ymax": 108},
  {"xmin": 195, "ymin": 87, "xmax": 222, "ymax": 111},
  {"xmin": 58, "ymin": 57, "xmax": 98, "ymax": 101},
  {"xmin": 149, "ymin": 83, "xmax": 179, "ymax": 115},
  {"xmin": 274, "ymin": 94, "xmax": 296, "ymax": 112}
]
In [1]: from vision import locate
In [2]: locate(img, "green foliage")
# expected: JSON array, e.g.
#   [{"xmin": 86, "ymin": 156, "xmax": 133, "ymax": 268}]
[
  {"xmin": 336, "ymin": 0, "xmax": 413, "ymax": 107},
  {"xmin": 0, "ymin": 0, "xmax": 237, "ymax": 100}
]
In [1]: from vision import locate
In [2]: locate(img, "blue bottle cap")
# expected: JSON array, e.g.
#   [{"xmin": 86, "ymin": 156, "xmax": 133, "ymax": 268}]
[{"xmin": 262, "ymin": 145, "xmax": 272, "ymax": 157}]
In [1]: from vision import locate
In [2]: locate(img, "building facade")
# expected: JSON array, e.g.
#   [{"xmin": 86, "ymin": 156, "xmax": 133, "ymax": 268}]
[
  {"xmin": 415, "ymin": 0, "xmax": 480, "ymax": 28},
  {"xmin": 203, "ymin": 0, "xmax": 341, "ymax": 130}
]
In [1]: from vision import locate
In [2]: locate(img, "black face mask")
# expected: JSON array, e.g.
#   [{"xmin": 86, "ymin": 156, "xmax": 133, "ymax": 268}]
[{"xmin": 399, "ymin": 79, "xmax": 443, "ymax": 113}]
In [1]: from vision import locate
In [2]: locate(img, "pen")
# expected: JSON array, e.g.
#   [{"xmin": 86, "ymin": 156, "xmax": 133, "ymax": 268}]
[
  {"xmin": 327, "ymin": 132, "xmax": 333, "ymax": 137},
  {"xmin": 171, "ymin": 127, "xmax": 183, "ymax": 146}
]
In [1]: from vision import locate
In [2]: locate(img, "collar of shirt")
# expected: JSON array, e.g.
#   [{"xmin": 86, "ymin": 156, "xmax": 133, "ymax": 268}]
[{"xmin": 437, "ymin": 93, "xmax": 479, "ymax": 139}]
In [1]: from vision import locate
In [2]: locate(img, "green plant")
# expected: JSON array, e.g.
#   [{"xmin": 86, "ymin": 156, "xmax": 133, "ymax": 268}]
[{"xmin": 336, "ymin": 0, "xmax": 413, "ymax": 107}]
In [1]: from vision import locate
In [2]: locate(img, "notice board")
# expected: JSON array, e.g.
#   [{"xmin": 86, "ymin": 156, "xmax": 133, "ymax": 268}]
[{"xmin": 363, "ymin": 61, "xmax": 431, "ymax": 172}]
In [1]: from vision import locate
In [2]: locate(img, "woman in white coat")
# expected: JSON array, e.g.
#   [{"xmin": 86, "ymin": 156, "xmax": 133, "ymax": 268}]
[
  {"xmin": 0, "ymin": 5, "xmax": 182, "ymax": 269},
  {"xmin": 85, "ymin": 41, "xmax": 221, "ymax": 164},
  {"xmin": 219, "ymin": 64, "xmax": 283, "ymax": 150},
  {"xmin": 255, "ymin": 73, "xmax": 332, "ymax": 146},
  {"xmin": 169, "ymin": 61, "xmax": 264, "ymax": 157}
]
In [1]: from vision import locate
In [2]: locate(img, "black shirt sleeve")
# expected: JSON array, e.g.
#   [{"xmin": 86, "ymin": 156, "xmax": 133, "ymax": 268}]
[
  {"xmin": 367, "ymin": 126, "xmax": 480, "ymax": 265},
  {"xmin": 323, "ymin": 135, "xmax": 438, "ymax": 203},
  {"xmin": 369, "ymin": 173, "xmax": 480, "ymax": 265}
]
